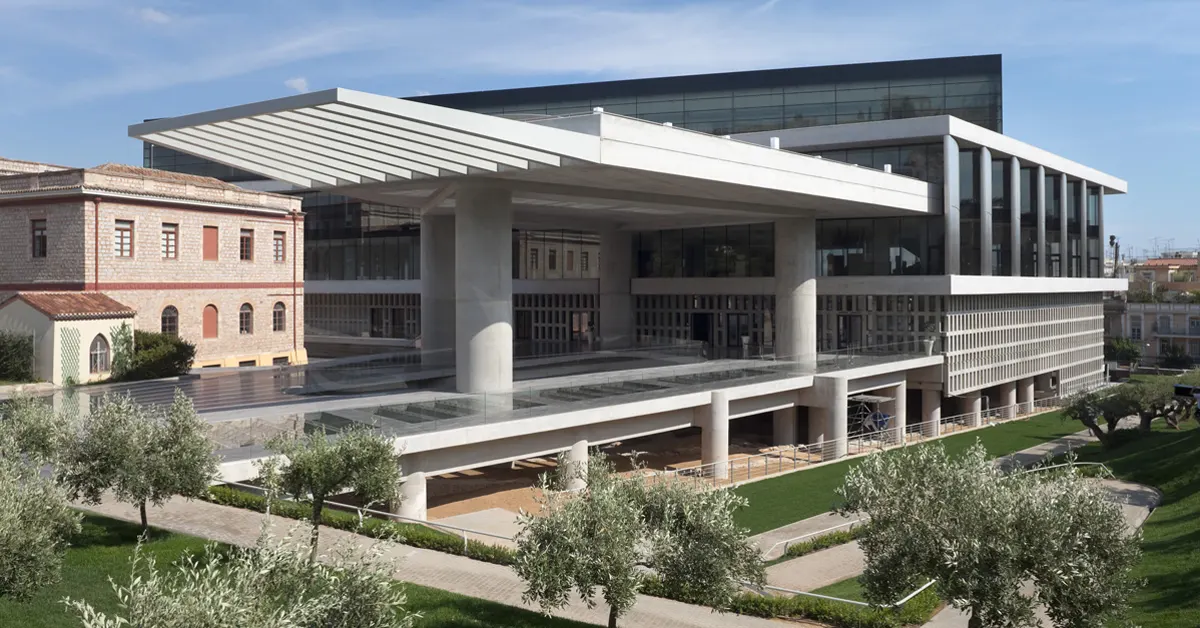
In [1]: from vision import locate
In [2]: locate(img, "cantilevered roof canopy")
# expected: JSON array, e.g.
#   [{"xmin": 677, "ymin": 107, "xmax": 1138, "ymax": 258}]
[{"xmin": 131, "ymin": 88, "xmax": 932, "ymax": 230}]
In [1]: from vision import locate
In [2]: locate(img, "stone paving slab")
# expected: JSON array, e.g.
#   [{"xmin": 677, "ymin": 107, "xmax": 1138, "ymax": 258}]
[
  {"xmin": 79, "ymin": 497, "xmax": 783, "ymax": 628},
  {"xmin": 750, "ymin": 511, "xmax": 863, "ymax": 561},
  {"xmin": 765, "ymin": 540, "xmax": 864, "ymax": 592},
  {"xmin": 431, "ymin": 507, "xmax": 521, "ymax": 548}
]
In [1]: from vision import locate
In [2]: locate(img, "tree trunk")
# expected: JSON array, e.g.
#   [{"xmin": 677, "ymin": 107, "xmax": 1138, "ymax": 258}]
[
  {"xmin": 1139, "ymin": 410, "xmax": 1155, "ymax": 433},
  {"xmin": 967, "ymin": 606, "xmax": 984, "ymax": 628},
  {"xmin": 309, "ymin": 498, "xmax": 324, "ymax": 563},
  {"xmin": 607, "ymin": 605, "xmax": 619, "ymax": 628},
  {"xmin": 139, "ymin": 501, "xmax": 148, "ymax": 536},
  {"xmin": 1082, "ymin": 419, "xmax": 1108, "ymax": 446}
]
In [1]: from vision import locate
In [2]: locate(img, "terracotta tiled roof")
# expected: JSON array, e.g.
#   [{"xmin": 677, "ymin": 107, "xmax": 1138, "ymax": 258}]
[
  {"xmin": 89, "ymin": 163, "xmax": 248, "ymax": 192},
  {"xmin": 0, "ymin": 292, "xmax": 135, "ymax": 320},
  {"xmin": 1141, "ymin": 258, "xmax": 1200, "ymax": 268}
]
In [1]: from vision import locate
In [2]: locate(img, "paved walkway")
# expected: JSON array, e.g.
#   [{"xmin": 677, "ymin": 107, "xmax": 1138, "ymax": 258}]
[
  {"xmin": 79, "ymin": 497, "xmax": 780, "ymax": 628},
  {"xmin": 751, "ymin": 511, "xmax": 863, "ymax": 561}
]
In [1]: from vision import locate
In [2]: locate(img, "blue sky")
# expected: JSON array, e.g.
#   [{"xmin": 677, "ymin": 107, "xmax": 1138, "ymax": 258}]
[{"xmin": 2, "ymin": 0, "xmax": 1196, "ymax": 257}]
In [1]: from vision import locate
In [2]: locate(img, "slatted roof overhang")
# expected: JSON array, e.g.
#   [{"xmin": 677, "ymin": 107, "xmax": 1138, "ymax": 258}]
[{"xmin": 130, "ymin": 88, "xmax": 933, "ymax": 228}]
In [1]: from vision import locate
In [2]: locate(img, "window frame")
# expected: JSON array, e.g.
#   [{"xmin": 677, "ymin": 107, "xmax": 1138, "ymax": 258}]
[
  {"xmin": 161, "ymin": 223, "xmax": 178, "ymax": 260},
  {"xmin": 89, "ymin": 334, "xmax": 110, "ymax": 374},
  {"xmin": 31, "ymin": 219, "xmax": 47, "ymax": 258},
  {"xmin": 114, "ymin": 220, "xmax": 134, "ymax": 258},
  {"xmin": 273, "ymin": 231, "xmax": 286, "ymax": 262},
  {"xmin": 161, "ymin": 305, "xmax": 179, "ymax": 336},
  {"xmin": 239, "ymin": 229, "xmax": 254, "ymax": 261},
  {"xmin": 272, "ymin": 301, "xmax": 286, "ymax": 332},
  {"xmin": 239, "ymin": 303, "xmax": 254, "ymax": 335}
]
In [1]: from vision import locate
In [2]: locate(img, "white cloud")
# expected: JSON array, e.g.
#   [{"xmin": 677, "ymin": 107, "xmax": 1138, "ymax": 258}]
[
  {"xmin": 284, "ymin": 76, "xmax": 309, "ymax": 93},
  {"xmin": 138, "ymin": 7, "xmax": 170, "ymax": 24}
]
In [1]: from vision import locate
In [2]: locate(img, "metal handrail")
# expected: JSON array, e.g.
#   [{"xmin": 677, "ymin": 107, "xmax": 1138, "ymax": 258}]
[
  {"xmin": 222, "ymin": 480, "xmax": 515, "ymax": 551},
  {"xmin": 762, "ymin": 518, "xmax": 863, "ymax": 558},
  {"xmin": 746, "ymin": 578, "xmax": 936, "ymax": 609}
]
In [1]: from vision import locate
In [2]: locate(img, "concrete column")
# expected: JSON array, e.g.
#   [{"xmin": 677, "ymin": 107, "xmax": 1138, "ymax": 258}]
[
  {"xmin": 943, "ymin": 135, "xmax": 961, "ymax": 275},
  {"xmin": 1009, "ymin": 156, "xmax": 1021, "ymax": 277},
  {"xmin": 1017, "ymin": 377, "xmax": 1035, "ymax": 414},
  {"xmin": 420, "ymin": 214, "xmax": 455, "ymax": 361},
  {"xmin": 566, "ymin": 439, "xmax": 588, "ymax": 491},
  {"xmin": 1036, "ymin": 165, "xmax": 1047, "ymax": 276},
  {"xmin": 1059, "ymin": 173, "xmax": 1069, "ymax": 277},
  {"xmin": 1097, "ymin": 188, "xmax": 1106, "ymax": 277},
  {"xmin": 808, "ymin": 408, "xmax": 827, "ymax": 447},
  {"xmin": 962, "ymin": 390, "xmax": 983, "ymax": 428},
  {"xmin": 921, "ymin": 388, "xmax": 941, "ymax": 437},
  {"xmin": 885, "ymin": 381, "xmax": 908, "ymax": 444},
  {"xmin": 773, "ymin": 408, "xmax": 797, "ymax": 446},
  {"xmin": 396, "ymin": 472, "xmax": 427, "ymax": 521},
  {"xmin": 454, "ymin": 184, "xmax": 513, "ymax": 394},
  {"xmin": 979, "ymin": 147, "xmax": 993, "ymax": 276},
  {"xmin": 701, "ymin": 391, "xmax": 730, "ymax": 479},
  {"xmin": 815, "ymin": 376, "xmax": 848, "ymax": 459},
  {"xmin": 598, "ymin": 229, "xmax": 633, "ymax": 348},
  {"xmin": 775, "ymin": 217, "xmax": 817, "ymax": 364},
  {"xmin": 999, "ymin": 381, "xmax": 1017, "ymax": 420}
]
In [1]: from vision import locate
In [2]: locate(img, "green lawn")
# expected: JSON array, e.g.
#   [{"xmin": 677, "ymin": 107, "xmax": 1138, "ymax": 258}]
[
  {"xmin": 811, "ymin": 576, "xmax": 867, "ymax": 602},
  {"xmin": 0, "ymin": 514, "xmax": 589, "ymax": 628},
  {"xmin": 1071, "ymin": 422, "xmax": 1200, "ymax": 627},
  {"xmin": 733, "ymin": 410, "xmax": 1081, "ymax": 534}
]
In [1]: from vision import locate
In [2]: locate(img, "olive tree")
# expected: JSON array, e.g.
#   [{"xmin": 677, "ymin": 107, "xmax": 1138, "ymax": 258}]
[
  {"xmin": 65, "ymin": 526, "xmax": 416, "ymax": 628},
  {"xmin": 0, "ymin": 394, "xmax": 69, "ymax": 465},
  {"xmin": 263, "ymin": 427, "xmax": 401, "ymax": 562},
  {"xmin": 514, "ymin": 452, "xmax": 763, "ymax": 628},
  {"xmin": 59, "ymin": 391, "xmax": 218, "ymax": 534},
  {"xmin": 839, "ymin": 441, "xmax": 1140, "ymax": 628}
]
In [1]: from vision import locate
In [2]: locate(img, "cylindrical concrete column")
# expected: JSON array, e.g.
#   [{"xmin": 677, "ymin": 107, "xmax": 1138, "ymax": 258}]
[
  {"xmin": 979, "ymin": 147, "xmax": 993, "ymax": 276},
  {"xmin": 816, "ymin": 376, "xmax": 848, "ymax": 459},
  {"xmin": 598, "ymin": 229, "xmax": 633, "ymax": 348},
  {"xmin": 962, "ymin": 391, "xmax": 983, "ymax": 428},
  {"xmin": 1097, "ymin": 188, "xmax": 1106, "ymax": 277},
  {"xmin": 420, "ymin": 214, "xmax": 456, "ymax": 361},
  {"xmin": 1017, "ymin": 377, "xmax": 1035, "ymax": 415},
  {"xmin": 1009, "ymin": 156, "xmax": 1021, "ymax": 277},
  {"xmin": 773, "ymin": 408, "xmax": 797, "ymax": 446},
  {"xmin": 775, "ymin": 217, "xmax": 817, "ymax": 364},
  {"xmin": 943, "ymin": 135, "xmax": 961, "ymax": 275},
  {"xmin": 1036, "ymin": 165, "xmax": 1047, "ymax": 276},
  {"xmin": 395, "ymin": 472, "xmax": 427, "ymax": 521},
  {"xmin": 999, "ymin": 381, "xmax": 1017, "ymax": 420},
  {"xmin": 886, "ymin": 382, "xmax": 907, "ymax": 445},
  {"xmin": 701, "ymin": 391, "xmax": 730, "ymax": 479},
  {"xmin": 566, "ymin": 439, "xmax": 588, "ymax": 491},
  {"xmin": 454, "ymin": 185, "xmax": 513, "ymax": 394},
  {"xmin": 921, "ymin": 388, "xmax": 941, "ymax": 438}
]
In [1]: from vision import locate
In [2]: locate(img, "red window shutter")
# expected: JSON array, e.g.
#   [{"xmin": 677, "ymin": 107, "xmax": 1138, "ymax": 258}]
[
  {"xmin": 203, "ymin": 226, "xmax": 219, "ymax": 261},
  {"xmin": 202, "ymin": 305, "xmax": 218, "ymax": 339}
]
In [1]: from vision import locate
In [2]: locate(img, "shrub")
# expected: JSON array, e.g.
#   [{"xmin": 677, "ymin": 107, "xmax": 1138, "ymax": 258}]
[
  {"xmin": 119, "ymin": 330, "xmax": 195, "ymax": 381},
  {"xmin": 0, "ymin": 331, "xmax": 34, "ymax": 382},
  {"xmin": 204, "ymin": 485, "xmax": 515, "ymax": 565},
  {"xmin": 1104, "ymin": 338, "xmax": 1142, "ymax": 363},
  {"xmin": 782, "ymin": 526, "xmax": 864, "ymax": 559},
  {"xmin": 1161, "ymin": 344, "xmax": 1193, "ymax": 369}
]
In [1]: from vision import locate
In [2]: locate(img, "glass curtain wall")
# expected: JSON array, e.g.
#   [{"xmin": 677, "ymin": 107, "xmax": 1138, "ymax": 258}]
[
  {"xmin": 810, "ymin": 142, "xmax": 945, "ymax": 188},
  {"xmin": 303, "ymin": 193, "xmax": 421, "ymax": 281},
  {"xmin": 1019, "ymin": 167, "xmax": 1037, "ymax": 276},
  {"xmin": 1066, "ymin": 180, "xmax": 1082, "ymax": 277},
  {"xmin": 1087, "ymin": 186, "xmax": 1101, "ymax": 277},
  {"xmin": 514, "ymin": 230, "xmax": 601, "ymax": 279},
  {"xmin": 633, "ymin": 224, "xmax": 774, "ymax": 278},
  {"xmin": 1044, "ymin": 174, "xmax": 1062, "ymax": 277},
  {"xmin": 991, "ymin": 158, "xmax": 1011, "ymax": 276},
  {"xmin": 818, "ymin": 217, "xmax": 943, "ymax": 276},
  {"xmin": 959, "ymin": 149, "xmax": 981, "ymax": 275}
]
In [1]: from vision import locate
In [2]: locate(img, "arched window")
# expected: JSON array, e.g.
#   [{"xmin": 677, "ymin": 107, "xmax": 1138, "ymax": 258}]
[
  {"xmin": 202, "ymin": 305, "xmax": 218, "ymax": 339},
  {"xmin": 89, "ymin": 335, "xmax": 110, "ymax": 374},
  {"xmin": 273, "ymin": 302, "xmax": 286, "ymax": 332},
  {"xmin": 161, "ymin": 306, "xmax": 179, "ymax": 336},
  {"xmin": 239, "ymin": 303, "xmax": 254, "ymax": 335}
]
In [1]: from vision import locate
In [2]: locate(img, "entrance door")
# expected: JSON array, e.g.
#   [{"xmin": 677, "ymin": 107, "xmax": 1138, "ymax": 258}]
[{"xmin": 690, "ymin": 313, "xmax": 713, "ymax": 355}]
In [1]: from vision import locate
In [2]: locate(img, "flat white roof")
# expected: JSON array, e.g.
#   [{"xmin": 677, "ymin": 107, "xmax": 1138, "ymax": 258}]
[
  {"xmin": 131, "ymin": 88, "xmax": 932, "ymax": 229},
  {"xmin": 733, "ymin": 115, "xmax": 1127, "ymax": 195},
  {"xmin": 818, "ymin": 275, "xmax": 1128, "ymax": 296}
]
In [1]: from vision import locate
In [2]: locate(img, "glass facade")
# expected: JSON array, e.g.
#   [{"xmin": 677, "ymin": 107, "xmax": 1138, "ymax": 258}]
[
  {"xmin": 818, "ymin": 217, "xmax": 943, "ymax": 276},
  {"xmin": 1087, "ymin": 186, "xmax": 1101, "ymax": 277},
  {"xmin": 959, "ymin": 150, "xmax": 981, "ymax": 276},
  {"xmin": 1044, "ymin": 174, "xmax": 1062, "ymax": 277},
  {"xmin": 514, "ymin": 230, "xmax": 601, "ymax": 279},
  {"xmin": 302, "ymin": 192, "xmax": 421, "ymax": 281},
  {"xmin": 1066, "ymin": 180, "xmax": 1082, "ymax": 277},
  {"xmin": 414, "ymin": 55, "xmax": 1003, "ymax": 133},
  {"xmin": 808, "ymin": 142, "xmax": 945, "ymax": 186},
  {"xmin": 143, "ymin": 144, "xmax": 266, "ymax": 182},
  {"xmin": 991, "ymin": 157, "xmax": 1011, "ymax": 276},
  {"xmin": 633, "ymin": 224, "xmax": 774, "ymax": 278},
  {"xmin": 1019, "ymin": 167, "xmax": 1037, "ymax": 276}
]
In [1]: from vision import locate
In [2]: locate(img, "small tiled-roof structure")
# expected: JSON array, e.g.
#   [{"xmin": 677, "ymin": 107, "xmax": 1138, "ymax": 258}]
[
  {"xmin": 88, "ymin": 162, "xmax": 248, "ymax": 192},
  {"xmin": 0, "ymin": 292, "xmax": 135, "ymax": 321},
  {"xmin": 1140, "ymin": 258, "xmax": 1199, "ymax": 268}
]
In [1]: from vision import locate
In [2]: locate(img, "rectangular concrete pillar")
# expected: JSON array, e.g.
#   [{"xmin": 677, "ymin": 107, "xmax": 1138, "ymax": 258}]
[
  {"xmin": 999, "ymin": 381, "xmax": 1017, "ymax": 420},
  {"xmin": 1017, "ymin": 377, "xmax": 1035, "ymax": 414},
  {"xmin": 775, "ymin": 217, "xmax": 817, "ymax": 364},
  {"xmin": 1036, "ymin": 165, "xmax": 1047, "ymax": 276},
  {"xmin": 885, "ymin": 382, "xmax": 907, "ymax": 444},
  {"xmin": 1009, "ymin": 156, "xmax": 1021, "ymax": 277},
  {"xmin": 943, "ymin": 134, "xmax": 961, "ymax": 275},
  {"xmin": 979, "ymin": 147, "xmax": 993, "ymax": 276},
  {"xmin": 701, "ymin": 391, "xmax": 730, "ymax": 479},
  {"xmin": 962, "ymin": 391, "xmax": 982, "ymax": 428},
  {"xmin": 598, "ymin": 229, "xmax": 633, "ymax": 348},
  {"xmin": 921, "ymin": 388, "xmax": 941, "ymax": 437},
  {"xmin": 420, "ymin": 214, "xmax": 455, "ymax": 360},
  {"xmin": 814, "ymin": 376, "xmax": 848, "ymax": 459},
  {"xmin": 773, "ymin": 408, "xmax": 797, "ymax": 446},
  {"xmin": 455, "ymin": 185, "xmax": 513, "ymax": 393}
]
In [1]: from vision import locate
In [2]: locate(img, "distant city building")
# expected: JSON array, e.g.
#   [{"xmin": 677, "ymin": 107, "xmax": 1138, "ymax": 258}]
[{"xmin": 0, "ymin": 158, "xmax": 305, "ymax": 382}]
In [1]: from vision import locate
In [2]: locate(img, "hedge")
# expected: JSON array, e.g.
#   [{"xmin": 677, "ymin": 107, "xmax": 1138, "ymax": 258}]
[
  {"xmin": 782, "ymin": 526, "xmax": 866, "ymax": 560},
  {"xmin": 204, "ymin": 485, "xmax": 515, "ymax": 566},
  {"xmin": 724, "ymin": 586, "xmax": 940, "ymax": 628},
  {"xmin": 0, "ymin": 331, "xmax": 34, "ymax": 382},
  {"xmin": 118, "ymin": 330, "xmax": 196, "ymax": 382}
]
